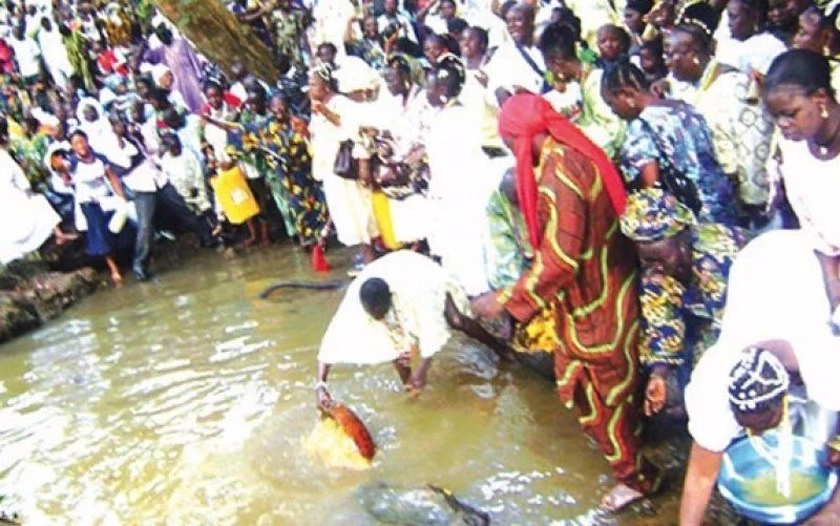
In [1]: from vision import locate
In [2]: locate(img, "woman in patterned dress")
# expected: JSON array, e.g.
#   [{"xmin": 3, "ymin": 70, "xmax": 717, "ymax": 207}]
[
  {"xmin": 262, "ymin": 94, "xmax": 328, "ymax": 247},
  {"xmin": 600, "ymin": 60, "xmax": 737, "ymax": 225}
]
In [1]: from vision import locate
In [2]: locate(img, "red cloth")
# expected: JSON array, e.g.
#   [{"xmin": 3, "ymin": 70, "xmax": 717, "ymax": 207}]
[{"xmin": 498, "ymin": 93, "xmax": 627, "ymax": 250}]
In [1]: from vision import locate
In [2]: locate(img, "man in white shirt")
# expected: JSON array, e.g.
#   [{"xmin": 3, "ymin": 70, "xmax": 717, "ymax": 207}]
[
  {"xmin": 9, "ymin": 23, "xmax": 41, "ymax": 84},
  {"xmin": 484, "ymin": 2, "xmax": 546, "ymax": 106},
  {"xmin": 315, "ymin": 250, "xmax": 512, "ymax": 410}
]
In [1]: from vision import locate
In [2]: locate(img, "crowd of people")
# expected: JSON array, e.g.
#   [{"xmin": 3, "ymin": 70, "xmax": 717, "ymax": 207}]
[{"xmin": 3, "ymin": 0, "xmax": 840, "ymax": 522}]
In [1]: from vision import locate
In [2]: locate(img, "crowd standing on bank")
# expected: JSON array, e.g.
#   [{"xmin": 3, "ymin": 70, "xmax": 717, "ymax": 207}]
[{"xmin": 3, "ymin": 0, "xmax": 840, "ymax": 521}]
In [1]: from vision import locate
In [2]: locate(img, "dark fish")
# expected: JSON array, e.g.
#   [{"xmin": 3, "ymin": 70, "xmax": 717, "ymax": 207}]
[
  {"xmin": 357, "ymin": 482, "xmax": 490, "ymax": 525},
  {"xmin": 258, "ymin": 279, "xmax": 347, "ymax": 299}
]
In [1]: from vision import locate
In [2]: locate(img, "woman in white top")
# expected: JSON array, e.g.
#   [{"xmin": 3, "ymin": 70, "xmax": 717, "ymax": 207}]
[
  {"xmin": 68, "ymin": 129, "xmax": 131, "ymax": 284},
  {"xmin": 308, "ymin": 62, "xmax": 378, "ymax": 266},
  {"xmin": 362, "ymin": 55, "xmax": 433, "ymax": 248},
  {"xmin": 0, "ymin": 122, "xmax": 72, "ymax": 265},
  {"xmin": 424, "ymin": 54, "xmax": 497, "ymax": 297}
]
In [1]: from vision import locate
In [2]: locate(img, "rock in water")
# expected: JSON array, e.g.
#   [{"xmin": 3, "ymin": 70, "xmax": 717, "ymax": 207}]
[{"xmin": 357, "ymin": 482, "xmax": 490, "ymax": 525}]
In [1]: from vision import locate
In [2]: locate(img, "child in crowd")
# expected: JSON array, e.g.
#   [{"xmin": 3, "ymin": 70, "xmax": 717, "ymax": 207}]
[
  {"xmin": 637, "ymin": 37, "xmax": 667, "ymax": 85},
  {"xmin": 595, "ymin": 24, "xmax": 631, "ymax": 71}
]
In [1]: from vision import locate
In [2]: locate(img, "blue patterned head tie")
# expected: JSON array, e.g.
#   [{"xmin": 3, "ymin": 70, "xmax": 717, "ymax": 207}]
[{"xmin": 620, "ymin": 188, "xmax": 696, "ymax": 242}]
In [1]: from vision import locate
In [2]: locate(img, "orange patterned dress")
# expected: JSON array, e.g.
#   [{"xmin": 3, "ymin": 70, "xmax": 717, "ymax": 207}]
[{"xmin": 499, "ymin": 137, "xmax": 659, "ymax": 493}]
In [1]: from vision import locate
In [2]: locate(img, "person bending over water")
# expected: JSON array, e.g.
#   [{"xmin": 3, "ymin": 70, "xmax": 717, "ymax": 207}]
[{"xmin": 315, "ymin": 250, "xmax": 512, "ymax": 411}]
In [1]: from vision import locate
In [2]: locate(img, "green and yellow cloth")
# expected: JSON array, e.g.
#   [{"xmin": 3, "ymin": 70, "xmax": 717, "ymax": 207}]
[{"xmin": 620, "ymin": 188, "xmax": 696, "ymax": 242}]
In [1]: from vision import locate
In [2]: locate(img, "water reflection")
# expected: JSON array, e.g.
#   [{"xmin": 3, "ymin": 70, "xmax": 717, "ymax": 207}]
[{"xmin": 0, "ymin": 246, "xmax": 685, "ymax": 524}]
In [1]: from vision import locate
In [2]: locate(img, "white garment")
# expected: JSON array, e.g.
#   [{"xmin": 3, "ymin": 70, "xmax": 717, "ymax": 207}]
[
  {"xmin": 37, "ymin": 26, "xmax": 74, "ymax": 89},
  {"xmin": 373, "ymin": 88, "xmax": 432, "ymax": 244},
  {"xmin": 425, "ymin": 103, "xmax": 495, "ymax": 296},
  {"xmin": 312, "ymin": 0, "xmax": 354, "ymax": 55},
  {"xmin": 376, "ymin": 12, "xmax": 418, "ymax": 43},
  {"xmin": 485, "ymin": 42, "xmax": 545, "ymax": 102},
  {"xmin": 9, "ymin": 36, "xmax": 41, "ymax": 77},
  {"xmin": 773, "ymin": 137, "xmax": 840, "ymax": 256},
  {"xmin": 685, "ymin": 229, "xmax": 840, "ymax": 452},
  {"xmin": 715, "ymin": 32, "xmax": 787, "ymax": 76},
  {"xmin": 0, "ymin": 149, "xmax": 59, "ymax": 264},
  {"xmin": 160, "ymin": 150, "xmax": 210, "ymax": 212},
  {"xmin": 103, "ymin": 135, "xmax": 158, "ymax": 194},
  {"xmin": 310, "ymin": 95, "xmax": 377, "ymax": 246},
  {"xmin": 76, "ymin": 98, "xmax": 114, "ymax": 154},
  {"xmin": 318, "ymin": 250, "xmax": 471, "ymax": 364}
]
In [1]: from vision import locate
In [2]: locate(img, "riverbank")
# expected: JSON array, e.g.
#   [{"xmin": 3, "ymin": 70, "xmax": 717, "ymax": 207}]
[{"xmin": 0, "ymin": 262, "xmax": 99, "ymax": 344}]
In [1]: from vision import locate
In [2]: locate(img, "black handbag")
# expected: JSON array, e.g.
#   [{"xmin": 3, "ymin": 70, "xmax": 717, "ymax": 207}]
[
  {"xmin": 333, "ymin": 139, "xmax": 358, "ymax": 180},
  {"xmin": 637, "ymin": 118, "xmax": 702, "ymax": 215}
]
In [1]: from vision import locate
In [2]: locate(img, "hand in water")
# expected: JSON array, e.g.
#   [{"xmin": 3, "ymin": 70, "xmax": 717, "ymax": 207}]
[
  {"xmin": 316, "ymin": 385, "xmax": 333, "ymax": 413},
  {"xmin": 408, "ymin": 369, "xmax": 427, "ymax": 396},
  {"xmin": 644, "ymin": 375, "xmax": 667, "ymax": 416}
]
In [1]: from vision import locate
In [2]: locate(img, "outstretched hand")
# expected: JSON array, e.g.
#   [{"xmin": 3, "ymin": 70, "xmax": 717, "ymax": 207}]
[
  {"xmin": 644, "ymin": 375, "xmax": 667, "ymax": 416},
  {"xmin": 471, "ymin": 291, "xmax": 505, "ymax": 320}
]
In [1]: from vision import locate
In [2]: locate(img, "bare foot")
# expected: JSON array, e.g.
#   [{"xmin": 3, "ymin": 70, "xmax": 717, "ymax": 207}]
[
  {"xmin": 111, "ymin": 272, "xmax": 123, "ymax": 286},
  {"xmin": 600, "ymin": 484, "xmax": 644, "ymax": 513}
]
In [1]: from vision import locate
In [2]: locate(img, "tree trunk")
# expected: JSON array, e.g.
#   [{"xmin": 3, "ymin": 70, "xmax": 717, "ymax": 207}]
[{"xmin": 150, "ymin": 0, "xmax": 279, "ymax": 84}]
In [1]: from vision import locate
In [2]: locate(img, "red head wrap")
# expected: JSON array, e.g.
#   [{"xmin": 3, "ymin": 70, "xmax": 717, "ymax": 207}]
[{"xmin": 498, "ymin": 93, "xmax": 627, "ymax": 250}]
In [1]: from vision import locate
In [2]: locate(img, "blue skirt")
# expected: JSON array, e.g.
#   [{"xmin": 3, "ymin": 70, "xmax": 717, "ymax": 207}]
[{"xmin": 80, "ymin": 202, "xmax": 133, "ymax": 257}]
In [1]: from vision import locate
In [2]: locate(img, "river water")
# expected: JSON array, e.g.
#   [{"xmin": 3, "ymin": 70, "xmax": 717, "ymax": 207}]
[{"xmin": 0, "ymin": 246, "xmax": 692, "ymax": 525}]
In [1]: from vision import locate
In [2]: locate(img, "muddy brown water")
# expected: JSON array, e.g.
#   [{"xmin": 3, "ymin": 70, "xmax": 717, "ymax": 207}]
[{"xmin": 0, "ymin": 245, "xmax": 726, "ymax": 525}]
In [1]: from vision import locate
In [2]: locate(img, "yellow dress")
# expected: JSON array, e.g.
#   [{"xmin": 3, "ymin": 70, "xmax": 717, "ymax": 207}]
[{"xmin": 210, "ymin": 164, "xmax": 260, "ymax": 225}]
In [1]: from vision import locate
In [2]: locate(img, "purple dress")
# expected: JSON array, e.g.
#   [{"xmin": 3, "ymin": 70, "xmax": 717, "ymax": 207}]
[{"xmin": 144, "ymin": 37, "xmax": 206, "ymax": 113}]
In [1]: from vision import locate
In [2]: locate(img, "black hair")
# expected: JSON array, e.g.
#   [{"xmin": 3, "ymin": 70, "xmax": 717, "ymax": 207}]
[
  {"xmin": 204, "ymin": 79, "xmax": 224, "ymax": 94},
  {"xmin": 498, "ymin": 0, "xmax": 517, "ymax": 21},
  {"xmin": 386, "ymin": 54, "xmax": 412, "ymax": 78},
  {"xmin": 539, "ymin": 21, "xmax": 580, "ymax": 61},
  {"xmin": 393, "ymin": 37, "xmax": 423, "ymax": 57},
  {"xmin": 765, "ymin": 48, "xmax": 835, "ymax": 98},
  {"xmin": 447, "ymin": 17, "xmax": 468, "ymax": 37},
  {"xmin": 68, "ymin": 128, "xmax": 88, "ymax": 141},
  {"xmin": 359, "ymin": 278, "xmax": 392, "ymax": 318},
  {"xmin": 161, "ymin": 107, "xmax": 185, "ymax": 130},
  {"xmin": 464, "ymin": 25, "xmax": 489, "ymax": 52},
  {"xmin": 670, "ymin": 22, "xmax": 714, "ymax": 53},
  {"xmin": 317, "ymin": 42, "xmax": 338, "ymax": 56},
  {"xmin": 625, "ymin": 0, "xmax": 653, "ymax": 15},
  {"xmin": 601, "ymin": 59, "xmax": 651, "ymax": 94},
  {"xmin": 432, "ymin": 54, "xmax": 466, "ymax": 98},
  {"xmin": 161, "ymin": 131, "xmax": 182, "ymax": 150},
  {"xmin": 147, "ymin": 86, "xmax": 172, "ymax": 107},
  {"xmin": 674, "ymin": 1, "xmax": 720, "ymax": 46}
]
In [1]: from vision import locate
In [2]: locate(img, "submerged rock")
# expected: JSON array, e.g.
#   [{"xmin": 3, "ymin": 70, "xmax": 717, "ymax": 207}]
[{"xmin": 357, "ymin": 482, "xmax": 490, "ymax": 525}]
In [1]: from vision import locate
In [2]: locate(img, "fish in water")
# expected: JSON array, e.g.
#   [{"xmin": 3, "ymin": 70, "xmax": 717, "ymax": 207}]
[
  {"xmin": 258, "ymin": 279, "xmax": 347, "ymax": 299},
  {"xmin": 324, "ymin": 401, "xmax": 376, "ymax": 461},
  {"xmin": 357, "ymin": 482, "xmax": 490, "ymax": 525}
]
